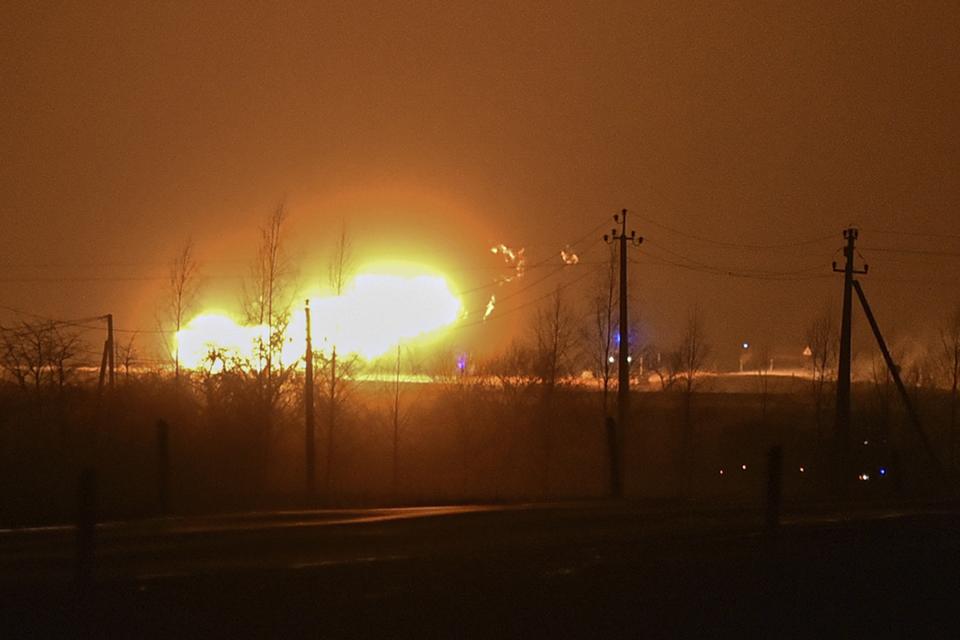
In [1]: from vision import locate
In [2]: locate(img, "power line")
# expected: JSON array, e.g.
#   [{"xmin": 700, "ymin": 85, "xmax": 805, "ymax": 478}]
[
  {"xmin": 631, "ymin": 211, "xmax": 836, "ymax": 250},
  {"xmin": 862, "ymin": 228, "xmax": 960, "ymax": 242},
  {"xmin": 632, "ymin": 253, "xmax": 831, "ymax": 282},
  {"xmin": 861, "ymin": 246, "xmax": 960, "ymax": 259},
  {"xmin": 638, "ymin": 242, "xmax": 828, "ymax": 279}
]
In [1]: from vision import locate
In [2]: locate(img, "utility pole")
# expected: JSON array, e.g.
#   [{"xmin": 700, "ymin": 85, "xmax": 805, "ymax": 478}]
[
  {"xmin": 97, "ymin": 339, "xmax": 108, "ymax": 396},
  {"xmin": 392, "ymin": 343, "xmax": 401, "ymax": 501},
  {"xmin": 325, "ymin": 344, "xmax": 337, "ymax": 501},
  {"xmin": 832, "ymin": 228, "xmax": 868, "ymax": 491},
  {"xmin": 304, "ymin": 300, "xmax": 315, "ymax": 497},
  {"xmin": 852, "ymin": 280, "xmax": 946, "ymax": 485},
  {"xmin": 604, "ymin": 209, "xmax": 643, "ymax": 498},
  {"xmin": 105, "ymin": 314, "xmax": 115, "ymax": 390}
]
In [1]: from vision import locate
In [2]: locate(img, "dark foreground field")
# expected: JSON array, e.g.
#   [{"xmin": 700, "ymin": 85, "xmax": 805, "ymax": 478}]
[{"xmin": 3, "ymin": 501, "xmax": 960, "ymax": 638}]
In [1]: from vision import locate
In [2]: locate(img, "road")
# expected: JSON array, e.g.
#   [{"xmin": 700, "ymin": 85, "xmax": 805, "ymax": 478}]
[{"xmin": 2, "ymin": 501, "xmax": 959, "ymax": 637}]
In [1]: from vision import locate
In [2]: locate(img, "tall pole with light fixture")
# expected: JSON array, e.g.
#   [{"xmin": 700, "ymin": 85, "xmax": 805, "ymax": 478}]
[{"xmin": 604, "ymin": 209, "xmax": 643, "ymax": 498}]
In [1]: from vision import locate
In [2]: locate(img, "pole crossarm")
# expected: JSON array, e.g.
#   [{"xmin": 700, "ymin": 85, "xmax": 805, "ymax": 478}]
[{"xmin": 602, "ymin": 209, "xmax": 643, "ymax": 498}]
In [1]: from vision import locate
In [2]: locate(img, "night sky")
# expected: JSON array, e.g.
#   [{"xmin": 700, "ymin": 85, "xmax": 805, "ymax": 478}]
[{"xmin": 2, "ymin": 1, "xmax": 959, "ymax": 365}]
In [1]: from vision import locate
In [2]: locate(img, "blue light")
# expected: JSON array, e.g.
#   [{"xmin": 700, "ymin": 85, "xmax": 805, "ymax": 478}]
[{"xmin": 879, "ymin": 467, "xmax": 887, "ymax": 476}]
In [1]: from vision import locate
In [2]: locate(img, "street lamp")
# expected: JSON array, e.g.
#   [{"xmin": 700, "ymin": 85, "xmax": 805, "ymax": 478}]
[{"xmin": 739, "ymin": 342, "xmax": 750, "ymax": 373}]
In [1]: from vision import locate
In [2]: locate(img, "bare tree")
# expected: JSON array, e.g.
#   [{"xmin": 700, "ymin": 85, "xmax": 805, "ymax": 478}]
[
  {"xmin": 803, "ymin": 306, "xmax": 838, "ymax": 441},
  {"xmin": 117, "ymin": 332, "xmax": 138, "ymax": 383},
  {"xmin": 241, "ymin": 202, "xmax": 298, "ymax": 481},
  {"xmin": 533, "ymin": 287, "xmax": 576, "ymax": 394},
  {"xmin": 245, "ymin": 203, "xmax": 295, "ymax": 373},
  {"xmin": 754, "ymin": 342, "xmax": 774, "ymax": 425},
  {"xmin": 484, "ymin": 340, "xmax": 537, "ymax": 396},
  {"xmin": 48, "ymin": 325, "xmax": 82, "ymax": 390},
  {"xmin": 168, "ymin": 239, "xmax": 200, "ymax": 382},
  {"xmin": 673, "ymin": 307, "xmax": 710, "ymax": 496},
  {"xmin": 0, "ymin": 325, "xmax": 30, "ymax": 389},
  {"xmin": 318, "ymin": 220, "xmax": 358, "ymax": 500},
  {"xmin": 940, "ymin": 304, "xmax": 960, "ymax": 470},
  {"xmin": 0, "ymin": 321, "xmax": 81, "ymax": 392},
  {"xmin": 328, "ymin": 221, "xmax": 353, "ymax": 300},
  {"xmin": 584, "ymin": 244, "xmax": 617, "ymax": 413},
  {"xmin": 674, "ymin": 307, "xmax": 710, "ymax": 396},
  {"xmin": 244, "ymin": 203, "xmax": 297, "ymax": 400},
  {"xmin": 644, "ymin": 345, "xmax": 677, "ymax": 391},
  {"xmin": 531, "ymin": 287, "xmax": 576, "ymax": 496}
]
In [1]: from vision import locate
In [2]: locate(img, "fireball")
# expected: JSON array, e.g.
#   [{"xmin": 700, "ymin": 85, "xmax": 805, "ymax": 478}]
[{"xmin": 175, "ymin": 267, "xmax": 463, "ymax": 368}]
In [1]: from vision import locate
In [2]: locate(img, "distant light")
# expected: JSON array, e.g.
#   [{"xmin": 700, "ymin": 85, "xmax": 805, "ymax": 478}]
[
  {"xmin": 719, "ymin": 469, "xmax": 725, "ymax": 476},
  {"xmin": 608, "ymin": 356, "xmax": 615, "ymax": 364},
  {"xmin": 741, "ymin": 464, "xmax": 747, "ymax": 471},
  {"xmin": 627, "ymin": 356, "xmax": 633, "ymax": 363},
  {"xmin": 863, "ymin": 440, "xmax": 869, "ymax": 446},
  {"xmin": 799, "ymin": 466, "xmax": 805, "ymax": 473},
  {"xmin": 742, "ymin": 342, "xmax": 750, "ymax": 350},
  {"xmin": 859, "ymin": 473, "xmax": 870, "ymax": 481},
  {"xmin": 879, "ymin": 467, "xmax": 887, "ymax": 476}
]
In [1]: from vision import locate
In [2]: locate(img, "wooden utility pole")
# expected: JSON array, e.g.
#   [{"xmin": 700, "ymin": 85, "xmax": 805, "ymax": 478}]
[
  {"xmin": 325, "ymin": 345, "xmax": 337, "ymax": 500},
  {"xmin": 304, "ymin": 300, "xmax": 316, "ymax": 497},
  {"xmin": 832, "ymin": 228, "xmax": 867, "ymax": 491},
  {"xmin": 97, "ymin": 340, "xmax": 108, "ymax": 396},
  {"xmin": 853, "ymin": 280, "xmax": 947, "ymax": 486},
  {"xmin": 392, "ymin": 343, "xmax": 401, "ymax": 500},
  {"xmin": 603, "ymin": 209, "xmax": 643, "ymax": 498},
  {"xmin": 105, "ymin": 313, "xmax": 115, "ymax": 390}
]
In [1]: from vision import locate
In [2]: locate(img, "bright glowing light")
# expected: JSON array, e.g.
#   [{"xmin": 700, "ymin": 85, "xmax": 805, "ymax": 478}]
[
  {"xmin": 484, "ymin": 295, "xmax": 496, "ymax": 320},
  {"xmin": 175, "ymin": 269, "xmax": 463, "ymax": 367},
  {"xmin": 560, "ymin": 247, "xmax": 579, "ymax": 265},
  {"xmin": 799, "ymin": 466, "xmax": 805, "ymax": 473},
  {"xmin": 490, "ymin": 244, "xmax": 526, "ymax": 282},
  {"xmin": 859, "ymin": 473, "xmax": 870, "ymax": 481},
  {"xmin": 176, "ymin": 314, "xmax": 268, "ymax": 370},
  {"xmin": 301, "ymin": 273, "xmax": 463, "ymax": 359},
  {"xmin": 719, "ymin": 469, "xmax": 725, "ymax": 476},
  {"xmin": 741, "ymin": 464, "xmax": 747, "ymax": 471},
  {"xmin": 879, "ymin": 467, "xmax": 887, "ymax": 476}
]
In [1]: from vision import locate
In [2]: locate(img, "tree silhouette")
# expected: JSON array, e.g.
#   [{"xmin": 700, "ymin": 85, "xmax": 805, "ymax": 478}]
[
  {"xmin": 167, "ymin": 239, "xmax": 200, "ymax": 382},
  {"xmin": 939, "ymin": 304, "xmax": 960, "ymax": 470},
  {"xmin": 804, "ymin": 305, "xmax": 838, "ymax": 442}
]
